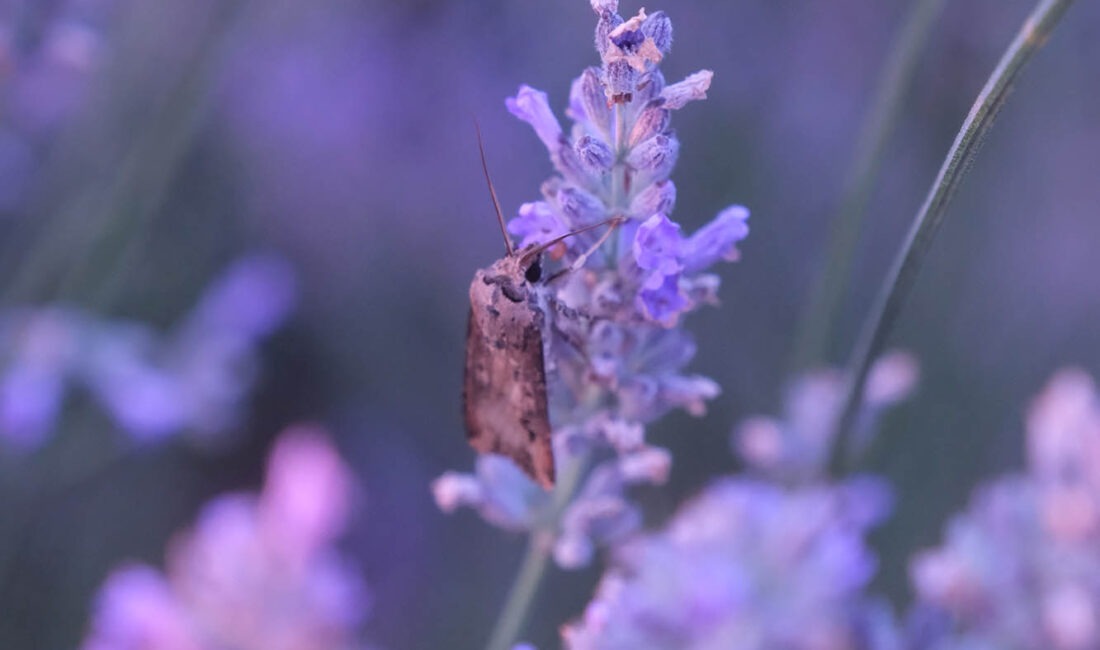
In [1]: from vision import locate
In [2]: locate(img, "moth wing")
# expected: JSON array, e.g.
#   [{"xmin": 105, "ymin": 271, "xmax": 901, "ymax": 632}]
[{"xmin": 463, "ymin": 302, "xmax": 555, "ymax": 489}]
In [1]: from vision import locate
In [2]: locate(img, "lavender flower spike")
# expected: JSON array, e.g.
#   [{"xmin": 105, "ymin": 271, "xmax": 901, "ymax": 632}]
[
  {"xmin": 437, "ymin": 1, "xmax": 751, "ymax": 578},
  {"xmin": 563, "ymin": 477, "xmax": 898, "ymax": 650},
  {"xmin": 909, "ymin": 369, "xmax": 1100, "ymax": 650}
]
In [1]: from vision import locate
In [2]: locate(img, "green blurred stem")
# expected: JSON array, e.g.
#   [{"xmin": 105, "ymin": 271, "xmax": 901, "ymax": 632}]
[
  {"xmin": 827, "ymin": 0, "xmax": 1077, "ymax": 476},
  {"xmin": 0, "ymin": 0, "xmax": 265, "ymax": 310},
  {"xmin": 791, "ymin": 0, "xmax": 946, "ymax": 371},
  {"xmin": 485, "ymin": 453, "xmax": 590, "ymax": 650}
]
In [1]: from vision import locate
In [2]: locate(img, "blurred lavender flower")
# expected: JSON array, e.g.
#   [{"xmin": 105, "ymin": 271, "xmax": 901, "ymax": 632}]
[
  {"xmin": 435, "ymin": 0, "xmax": 748, "ymax": 569},
  {"xmin": 734, "ymin": 350, "xmax": 919, "ymax": 484},
  {"xmin": 909, "ymin": 369, "xmax": 1100, "ymax": 650},
  {"xmin": 559, "ymin": 354, "xmax": 919, "ymax": 648},
  {"xmin": 81, "ymin": 425, "xmax": 370, "ymax": 650},
  {"xmin": 562, "ymin": 476, "xmax": 899, "ymax": 650},
  {"xmin": 0, "ymin": 253, "xmax": 295, "ymax": 449}
]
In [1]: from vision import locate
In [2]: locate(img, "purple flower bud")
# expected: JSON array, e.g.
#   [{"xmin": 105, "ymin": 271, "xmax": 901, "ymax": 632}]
[
  {"xmin": 569, "ymin": 68, "xmax": 611, "ymax": 134},
  {"xmin": 553, "ymin": 142, "xmax": 599, "ymax": 189},
  {"xmin": 604, "ymin": 60, "xmax": 636, "ymax": 104},
  {"xmin": 505, "ymin": 85, "xmax": 563, "ymax": 152},
  {"xmin": 661, "ymin": 374, "xmax": 720, "ymax": 416},
  {"xmin": 590, "ymin": 0, "xmax": 618, "ymax": 15},
  {"xmin": 557, "ymin": 185, "xmax": 606, "ymax": 227},
  {"xmin": 618, "ymin": 446, "xmax": 671, "ymax": 484},
  {"xmin": 508, "ymin": 201, "xmax": 567, "ymax": 248},
  {"xmin": 594, "ymin": 10, "xmax": 623, "ymax": 58},
  {"xmin": 683, "ymin": 205, "xmax": 750, "ymax": 273},
  {"xmin": 635, "ymin": 69, "xmax": 666, "ymax": 105},
  {"xmin": 574, "ymin": 135, "xmax": 614, "ymax": 174},
  {"xmin": 629, "ymin": 180, "xmax": 676, "ymax": 220},
  {"xmin": 626, "ymin": 133, "xmax": 679, "ymax": 181},
  {"xmin": 604, "ymin": 9, "xmax": 664, "ymax": 73},
  {"xmin": 641, "ymin": 10, "xmax": 673, "ymax": 54},
  {"xmin": 633, "ymin": 214, "xmax": 684, "ymax": 277},
  {"xmin": 628, "ymin": 105, "xmax": 670, "ymax": 147},
  {"xmin": 661, "ymin": 70, "xmax": 714, "ymax": 110}
]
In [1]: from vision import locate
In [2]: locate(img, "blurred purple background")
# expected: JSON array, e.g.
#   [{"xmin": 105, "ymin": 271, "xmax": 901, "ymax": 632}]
[{"xmin": 0, "ymin": 0, "xmax": 1098, "ymax": 647}]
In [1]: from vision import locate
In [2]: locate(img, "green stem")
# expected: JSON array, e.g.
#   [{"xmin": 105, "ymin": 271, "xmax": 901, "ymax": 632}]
[
  {"xmin": 485, "ymin": 534, "xmax": 553, "ymax": 650},
  {"xmin": 791, "ymin": 0, "xmax": 946, "ymax": 371},
  {"xmin": 485, "ymin": 453, "xmax": 590, "ymax": 650},
  {"xmin": 827, "ymin": 0, "xmax": 1077, "ymax": 475}
]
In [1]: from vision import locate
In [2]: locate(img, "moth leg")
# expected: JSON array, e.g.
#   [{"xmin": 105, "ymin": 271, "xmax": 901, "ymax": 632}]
[
  {"xmin": 568, "ymin": 216, "xmax": 623, "ymax": 272},
  {"xmin": 545, "ymin": 216, "xmax": 624, "ymax": 284},
  {"xmin": 544, "ymin": 294, "xmax": 600, "ymax": 358},
  {"xmin": 545, "ymin": 293, "xmax": 592, "ymax": 324}
]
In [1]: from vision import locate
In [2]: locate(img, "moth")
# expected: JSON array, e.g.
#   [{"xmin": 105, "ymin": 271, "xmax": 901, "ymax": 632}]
[{"xmin": 464, "ymin": 127, "xmax": 616, "ymax": 489}]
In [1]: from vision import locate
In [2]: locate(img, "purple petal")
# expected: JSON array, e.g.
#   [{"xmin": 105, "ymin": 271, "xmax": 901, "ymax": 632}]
[
  {"xmin": 626, "ymin": 133, "xmax": 679, "ymax": 182},
  {"xmin": 636, "ymin": 273, "xmax": 688, "ymax": 325},
  {"xmin": 569, "ymin": 67, "xmax": 611, "ymax": 135},
  {"xmin": 505, "ymin": 85, "xmax": 563, "ymax": 152},
  {"xmin": 507, "ymin": 201, "xmax": 567, "ymax": 248},
  {"xmin": 187, "ymin": 253, "xmax": 297, "ymax": 340},
  {"xmin": 683, "ymin": 205, "xmax": 750, "ymax": 273},
  {"xmin": 575, "ymin": 135, "xmax": 614, "ymax": 173},
  {"xmin": 632, "ymin": 213, "xmax": 684, "ymax": 276},
  {"xmin": 661, "ymin": 70, "xmax": 714, "ymax": 110},
  {"xmin": 629, "ymin": 180, "xmax": 676, "ymax": 221},
  {"xmin": 641, "ymin": 10, "xmax": 673, "ymax": 54}
]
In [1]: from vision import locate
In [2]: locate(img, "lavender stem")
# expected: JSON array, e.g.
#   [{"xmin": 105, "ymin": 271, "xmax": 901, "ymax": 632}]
[
  {"xmin": 828, "ymin": 0, "xmax": 1077, "ymax": 475},
  {"xmin": 485, "ymin": 453, "xmax": 590, "ymax": 650}
]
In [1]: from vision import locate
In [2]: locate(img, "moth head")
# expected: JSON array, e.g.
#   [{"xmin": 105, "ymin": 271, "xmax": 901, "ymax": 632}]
[{"xmin": 492, "ymin": 250, "xmax": 541, "ymax": 303}]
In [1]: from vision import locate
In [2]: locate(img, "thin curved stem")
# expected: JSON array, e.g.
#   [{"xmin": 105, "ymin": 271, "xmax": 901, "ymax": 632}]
[
  {"xmin": 827, "ymin": 0, "xmax": 1077, "ymax": 476},
  {"xmin": 791, "ymin": 0, "xmax": 946, "ymax": 371}
]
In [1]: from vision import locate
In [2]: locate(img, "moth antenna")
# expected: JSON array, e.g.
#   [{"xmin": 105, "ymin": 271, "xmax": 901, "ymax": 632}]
[
  {"xmin": 474, "ymin": 119, "xmax": 514, "ymax": 256},
  {"xmin": 521, "ymin": 216, "xmax": 624, "ymax": 266}
]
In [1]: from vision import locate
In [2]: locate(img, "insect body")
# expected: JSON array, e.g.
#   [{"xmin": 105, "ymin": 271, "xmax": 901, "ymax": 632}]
[{"xmin": 464, "ymin": 246, "xmax": 556, "ymax": 489}]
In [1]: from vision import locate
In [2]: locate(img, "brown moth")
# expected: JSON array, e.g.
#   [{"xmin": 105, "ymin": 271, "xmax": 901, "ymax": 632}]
[
  {"xmin": 464, "ymin": 126, "xmax": 615, "ymax": 490},
  {"xmin": 464, "ymin": 241, "xmax": 556, "ymax": 488}
]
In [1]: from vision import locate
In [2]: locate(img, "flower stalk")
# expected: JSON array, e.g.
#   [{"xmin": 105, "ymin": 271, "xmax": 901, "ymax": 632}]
[{"xmin": 828, "ymin": 0, "xmax": 1078, "ymax": 475}]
